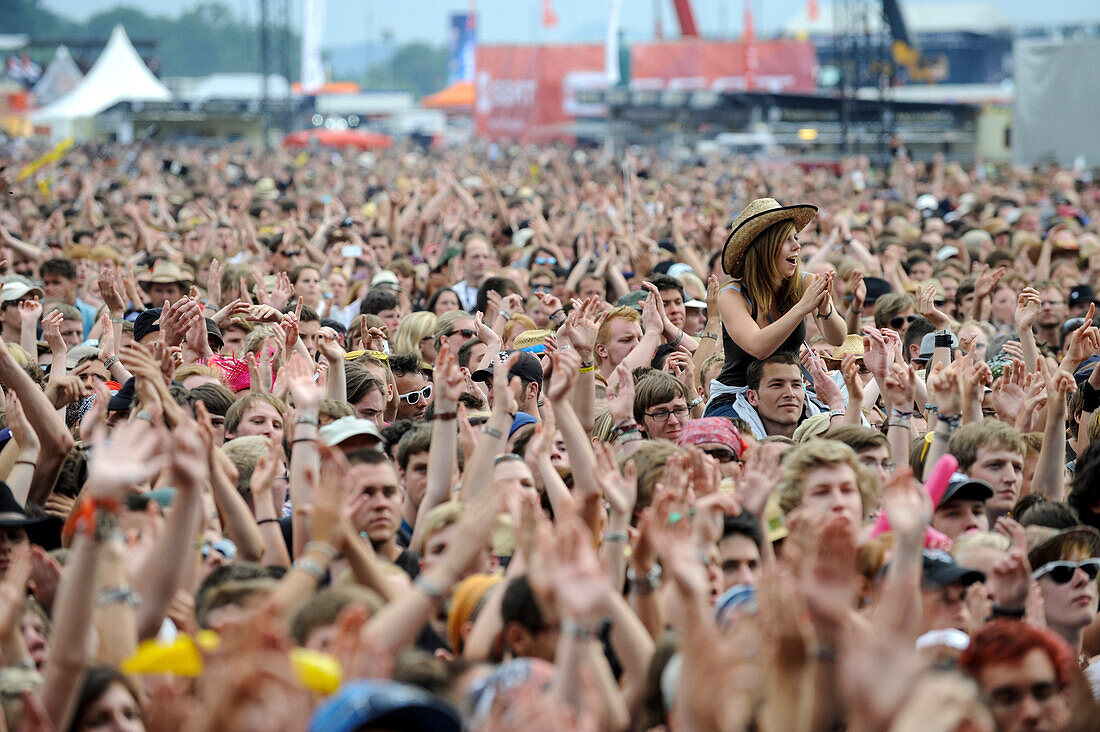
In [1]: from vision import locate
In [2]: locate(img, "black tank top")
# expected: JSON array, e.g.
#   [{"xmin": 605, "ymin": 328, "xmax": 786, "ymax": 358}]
[{"xmin": 716, "ymin": 283, "xmax": 806, "ymax": 388}]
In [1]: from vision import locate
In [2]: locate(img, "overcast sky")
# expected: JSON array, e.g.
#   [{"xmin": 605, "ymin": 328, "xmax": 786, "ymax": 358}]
[{"xmin": 41, "ymin": 0, "xmax": 1100, "ymax": 48}]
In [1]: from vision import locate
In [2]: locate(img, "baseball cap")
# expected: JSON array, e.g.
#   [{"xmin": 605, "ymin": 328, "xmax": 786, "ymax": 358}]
[
  {"xmin": 861, "ymin": 276, "xmax": 892, "ymax": 305},
  {"xmin": 108, "ymin": 377, "xmax": 136, "ymax": 412},
  {"xmin": 308, "ymin": 680, "xmax": 460, "ymax": 732},
  {"xmin": 133, "ymin": 308, "xmax": 162, "ymax": 344},
  {"xmin": 1070, "ymin": 284, "xmax": 1098, "ymax": 308},
  {"xmin": 616, "ymin": 290, "xmax": 648, "ymax": 312},
  {"xmin": 0, "ymin": 280, "xmax": 43, "ymax": 304},
  {"xmin": 916, "ymin": 193, "xmax": 939, "ymax": 211},
  {"xmin": 318, "ymin": 416, "xmax": 384, "ymax": 447},
  {"xmin": 205, "ymin": 318, "xmax": 224, "ymax": 349},
  {"xmin": 509, "ymin": 411, "xmax": 537, "ymax": 438},
  {"xmin": 684, "ymin": 298, "xmax": 707, "ymax": 311},
  {"xmin": 921, "ymin": 548, "xmax": 985, "ymax": 589},
  {"xmin": 371, "ymin": 271, "xmax": 400, "ymax": 291},
  {"xmin": 65, "ymin": 345, "xmax": 100, "ymax": 371},
  {"xmin": 471, "ymin": 350, "xmax": 544, "ymax": 390},
  {"xmin": 934, "ymin": 472, "xmax": 994, "ymax": 509}
]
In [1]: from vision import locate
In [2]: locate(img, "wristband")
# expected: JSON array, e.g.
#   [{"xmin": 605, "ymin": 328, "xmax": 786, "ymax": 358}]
[
  {"xmin": 13, "ymin": 460, "xmax": 35, "ymax": 468},
  {"xmin": 293, "ymin": 558, "xmax": 326, "ymax": 582},
  {"xmin": 296, "ymin": 416, "xmax": 319, "ymax": 426},
  {"xmin": 102, "ymin": 355, "xmax": 119, "ymax": 369},
  {"xmin": 829, "ymin": 408, "xmax": 846, "ymax": 419},
  {"xmin": 934, "ymin": 334, "xmax": 954, "ymax": 349},
  {"xmin": 627, "ymin": 565, "xmax": 662, "ymax": 594},
  {"xmin": 562, "ymin": 619, "xmax": 597, "ymax": 639},
  {"xmin": 549, "ymin": 308, "xmax": 565, "ymax": 322},
  {"xmin": 699, "ymin": 332, "xmax": 718, "ymax": 340},
  {"xmin": 603, "ymin": 530, "xmax": 628, "ymax": 544},
  {"xmin": 671, "ymin": 329, "xmax": 684, "ymax": 347},
  {"xmin": 886, "ymin": 417, "xmax": 911, "ymax": 429},
  {"xmin": 109, "ymin": 317, "xmax": 124, "ymax": 324},
  {"xmin": 433, "ymin": 411, "xmax": 457, "ymax": 421},
  {"xmin": 98, "ymin": 585, "xmax": 141, "ymax": 608},
  {"xmin": 304, "ymin": 541, "xmax": 340, "ymax": 560},
  {"xmin": 578, "ymin": 364, "xmax": 595, "ymax": 374},
  {"xmin": 689, "ymin": 397, "xmax": 704, "ymax": 409},
  {"xmin": 257, "ymin": 517, "xmax": 281, "ymax": 525},
  {"xmin": 484, "ymin": 425, "xmax": 503, "ymax": 439},
  {"xmin": 616, "ymin": 429, "xmax": 642, "ymax": 444},
  {"xmin": 889, "ymin": 408, "xmax": 913, "ymax": 418}
]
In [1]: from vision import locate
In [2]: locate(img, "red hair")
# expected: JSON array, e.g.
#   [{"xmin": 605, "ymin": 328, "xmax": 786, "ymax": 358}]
[{"xmin": 960, "ymin": 620, "xmax": 1076, "ymax": 687}]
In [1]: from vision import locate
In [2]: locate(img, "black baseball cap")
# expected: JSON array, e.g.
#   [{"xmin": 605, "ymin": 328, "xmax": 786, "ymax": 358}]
[
  {"xmin": 921, "ymin": 549, "xmax": 985, "ymax": 589},
  {"xmin": 471, "ymin": 350, "xmax": 544, "ymax": 390},
  {"xmin": 936, "ymin": 472, "xmax": 994, "ymax": 509},
  {"xmin": 1070, "ymin": 284, "xmax": 1098, "ymax": 307},
  {"xmin": 205, "ymin": 318, "xmax": 223, "ymax": 349},
  {"xmin": 133, "ymin": 308, "xmax": 162, "ymax": 344}
]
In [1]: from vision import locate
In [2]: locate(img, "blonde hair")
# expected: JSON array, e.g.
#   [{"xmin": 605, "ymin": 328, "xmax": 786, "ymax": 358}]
[
  {"xmin": 740, "ymin": 220, "xmax": 805, "ymax": 320},
  {"xmin": 951, "ymin": 531, "xmax": 1010, "ymax": 566},
  {"xmin": 392, "ymin": 311, "xmax": 438, "ymax": 357},
  {"xmin": 777, "ymin": 438, "xmax": 878, "ymax": 518}
]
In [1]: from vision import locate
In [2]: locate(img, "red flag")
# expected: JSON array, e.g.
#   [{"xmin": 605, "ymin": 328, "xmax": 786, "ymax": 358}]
[
  {"xmin": 744, "ymin": 0, "xmax": 757, "ymax": 90},
  {"xmin": 542, "ymin": 0, "xmax": 559, "ymax": 27},
  {"xmin": 808, "ymin": 0, "xmax": 819, "ymax": 22}
]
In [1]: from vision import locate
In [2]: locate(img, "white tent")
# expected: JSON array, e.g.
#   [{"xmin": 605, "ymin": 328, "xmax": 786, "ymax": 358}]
[
  {"xmin": 31, "ymin": 46, "xmax": 83, "ymax": 107},
  {"xmin": 31, "ymin": 25, "xmax": 170, "ymax": 139}
]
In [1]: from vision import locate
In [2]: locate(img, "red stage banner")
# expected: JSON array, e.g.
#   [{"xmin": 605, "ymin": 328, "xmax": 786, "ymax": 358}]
[{"xmin": 474, "ymin": 39, "xmax": 817, "ymax": 141}]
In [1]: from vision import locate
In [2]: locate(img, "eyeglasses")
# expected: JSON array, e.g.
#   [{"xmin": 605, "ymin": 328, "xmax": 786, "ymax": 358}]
[
  {"xmin": 988, "ymin": 681, "xmax": 1061, "ymax": 710},
  {"xmin": 1031, "ymin": 558, "xmax": 1100, "ymax": 584},
  {"xmin": 398, "ymin": 384, "xmax": 432, "ymax": 405},
  {"xmin": 280, "ymin": 249, "xmax": 302, "ymax": 258},
  {"xmin": 531, "ymin": 283, "xmax": 553, "ymax": 293},
  {"xmin": 889, "ymin": 314, "xmax": 918, "ymax": 329},
  {"xmin": 447, "ymin": 328, "xmax": 476, "ymax": 339},
  {"xmin": 702, "ymin": 447, "xmax": 738, "ymax": 463},
  {"xmin": 533, "ymin": 257, "xmax": 557, "ymax": 266},
  {"xmin": 645, "ymin": 406, "xmax": 689, "ymax": 423}
]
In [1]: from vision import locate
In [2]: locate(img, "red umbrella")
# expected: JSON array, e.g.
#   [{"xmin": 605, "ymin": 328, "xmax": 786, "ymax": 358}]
[{"xmin": 282, "ymin": 128, "xmax": 393, "ymax": 151}]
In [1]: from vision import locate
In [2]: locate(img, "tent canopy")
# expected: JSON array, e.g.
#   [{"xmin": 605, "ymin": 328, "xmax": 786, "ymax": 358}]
[
  {"xmin": 31, "ymin": 25, "xmax": 170, "ymax": 122},
  {"xmin": 31, "ymin": 46, "xmax": 83, "ymax": 107},
  {"xmin": 421, "ymin": 81, "xmax": 474, "ymax": 109}
]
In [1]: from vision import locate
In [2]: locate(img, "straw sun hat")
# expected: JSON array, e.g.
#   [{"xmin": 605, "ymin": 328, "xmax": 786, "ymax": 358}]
[{"xmin": 721, "ymin": 198, "xmax": 818, "ymax": 277}]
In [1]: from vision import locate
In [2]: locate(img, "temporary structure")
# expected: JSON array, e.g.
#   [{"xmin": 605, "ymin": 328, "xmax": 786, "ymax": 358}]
[
  {"xmin": 31, "ymin": 46, "xmax": 83, "ymax": 107},
  {"xmin": 31, "ymin": 25, "xmax": 171, "ymax": 140},
  {"xmin": 421, "ymin": 81, "xmax": 474, "ymax": 110}
]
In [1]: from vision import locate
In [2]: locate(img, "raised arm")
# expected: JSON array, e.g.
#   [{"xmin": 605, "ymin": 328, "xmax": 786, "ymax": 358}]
[
  {"xmin": 718, "ymin": 276, "xmax": 824, "ymax": 360},
  {"xmin": 0, "ymin": 336, "xmax": 74, "ymax": 506},
  {"xmin": 1033, "ymin": 361, "xmax": 1075, "ymax": 501},
  {"xmin": 411, "ymin": 339, "xmax": 462, "ymax": 547}
]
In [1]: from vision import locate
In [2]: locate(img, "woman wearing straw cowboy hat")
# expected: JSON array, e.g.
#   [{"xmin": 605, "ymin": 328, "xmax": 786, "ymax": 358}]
[{"xmin": 704, "ymin": 198, "xmax": 847, "ymax": 419}]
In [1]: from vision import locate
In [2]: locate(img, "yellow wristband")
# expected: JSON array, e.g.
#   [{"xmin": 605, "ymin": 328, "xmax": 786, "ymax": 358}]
[{"xmin": 578, "ymin": 365, "xmax": 595, "ymax": 374}]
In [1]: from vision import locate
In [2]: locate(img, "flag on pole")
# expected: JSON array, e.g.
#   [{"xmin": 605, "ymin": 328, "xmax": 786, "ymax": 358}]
[
  {"xmin": 542, "ymin": 0, "xmax": 559, "ymax": 28},
  {"xmin": 606, "ymin": 0, "xmax": 623, "ymax": 85},
  {"xmin": 301, "ymin": 0, "xmax": 326, "ymax": 93},
  {"xmin": 743, "ymin": 0, "xmax": 757, "ymax": 91},
  {"xmin": 808, "ymin": 0, "xmax": 819, "ymax": 22}
]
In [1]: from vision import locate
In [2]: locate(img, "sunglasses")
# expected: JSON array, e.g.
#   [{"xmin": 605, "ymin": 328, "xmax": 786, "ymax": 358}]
[
  {"xmin": 447, "ymin": 328, "xmax": 476, "ymax": 339},
  {"xmin": 200, "ymin": 538, "xmax": 238, "ymax": 561},
  {"xmin": 533, "ymin": 257, "xmax": 557, "ymax": 266},
  {"xmin": 531, "ymin": 283, "xmax": 553, "ymax": 293},
  {"xmin": 397, "ymin": 384, "xmax": 432, "ymax": 405},
  {"xmin": 889, "ymin": 314, "xmax": 918, "ymax": 329},
  {"xmin": 701, "ymin": 447, "xmax": 738, "ymax": 463},
  {"xmin": 280, "ymin": 249, "xmax": 302, "ymax": 258},
  {"xmin": 1031, "ymin": 558, "xmax": 1100, "ymax": 584}
]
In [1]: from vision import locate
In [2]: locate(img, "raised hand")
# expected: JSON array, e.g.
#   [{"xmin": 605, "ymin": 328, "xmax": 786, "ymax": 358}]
[
  {"xmin": 284, "ymin": 351, "xmax": 322, "ymax": 413},
  {"xmin": 992, "ymin": 358, "xmax": 1027, "ymax": 423},
  {"xmin": 316, "ymin": 326, "xmax": 345, "ymax": 365},
  {"xmin": 1014, "ymin": 287, "xmax": 1042, "ymax": 332},
  {"xmin": 17, "ymin": 297, "xmax": 41, "ymax": 330},
  {"xmin": 881, "ymin": 468, "xmax": 931, "ymax": 542},
  {"xmin": 804, "ymin": 346, "xmax": 844, "ymax": 410},
  {"xmin": 862, "ymin": 327, "xmax": 890, "ymax": 385},
  {"xmin": 916, "ymin": 283, "xmax": 950, "ymax": 330},
  {"xmin": 434, "ymin": 339, "xmax": 466, "ymax": 403},
  {"xmin": 546, "ymin": 346, "xmax": 581, "ymax": 404},
  {"xmin": 973, "ymin": 263, "xmax": 1006, "ymax": 300},
  {"xmin": 596, "ymin": 441, "xmax": 637, "ymax": 518},
  {"xmin": 1060, "ymin": 302, "xmax": 1099, "ymax": 369},
  {"xmin": 926, "ymin": 360, "xmax": 962, "ymax": 418},
  {"xmin": 560, "ymin": 296, "xmax": 601, "ymax": 356},
  {"xmin": 41, "ymin": 310, "xmax": 66, "ymax": 356}
]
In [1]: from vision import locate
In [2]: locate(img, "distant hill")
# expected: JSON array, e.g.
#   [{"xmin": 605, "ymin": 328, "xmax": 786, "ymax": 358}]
[{"xmin": 1, "ymin": 0, "xmax": 299, "ymax": 77}]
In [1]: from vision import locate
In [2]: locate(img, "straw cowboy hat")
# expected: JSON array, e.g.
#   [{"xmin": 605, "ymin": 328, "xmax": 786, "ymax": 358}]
[
  {"xmin": 138, "ymin": 260, "xmax": 193, "ymax": 288},
  {"xmin": 722, "ymin": 198, "xmax": 818, "ymax": 277}
]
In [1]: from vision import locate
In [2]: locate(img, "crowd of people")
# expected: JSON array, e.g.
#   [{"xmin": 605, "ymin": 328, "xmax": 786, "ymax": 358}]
[{"xmin": 0, "ymin": 138, "xmax": 1096, "ymax": 730}]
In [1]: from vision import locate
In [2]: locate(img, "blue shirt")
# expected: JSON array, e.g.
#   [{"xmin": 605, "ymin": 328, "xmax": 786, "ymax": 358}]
[{"xmin": 74, "ymin": 298, "xmax": 98, "ymax": 338}]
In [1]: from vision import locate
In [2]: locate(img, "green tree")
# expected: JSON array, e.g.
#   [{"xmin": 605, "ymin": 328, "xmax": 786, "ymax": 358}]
[{"xmin": 363, "ymin": 42, "xmax": 448, "ymax": 99}]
